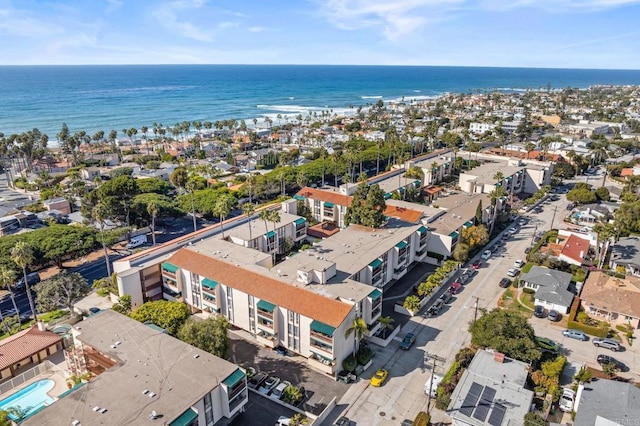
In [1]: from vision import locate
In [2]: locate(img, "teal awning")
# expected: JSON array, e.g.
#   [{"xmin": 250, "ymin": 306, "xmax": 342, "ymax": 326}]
[
  {"xmin": 414, "ymin": 180, "xmax": 421, "ymax": 186},
  {"xmin": 449, "ymin": 231, "xmax": 459, "ymax": 239},
  {"xmin": 369, "ymin": 289, "xmax": 382, "ymax": 301},
  {"xmin": 463, "ymin": 221, "xmax": 473, "ymax": 228},
  {"xmin": 324, "ymin": 202, "xmax": 334, "ymax": 208},
  {"xmin": 266, "ymin": 230, "xmax": 276, "ymax": 238},
  {"xmin": 369, "ymin": 258, "xmax": 382, "ymax": 269},
  {"xmin": 384, "ymin": 193, "xmax": 392, "ymax": 199},
  {"xmin": 162, "ymin": 262, "xmax": 178, "ymax": 273},
  {"xmin": 170, "ymin": 408, "xmax": 198, "ymax": 426},
  {"xmin": 257, "ymin": 299, "xmax": 276, "ymax": 312},
  {"xmin": 310, "ymin": 320, "xmax": 335, "ymax": 337},
  {"xmin": 293, "ymin": 194, "xmax": 306, "ymax": 201},
  {"xmin": 202, "ymin": 278, "xmax": 218, "ymax": 290},
  {"xmin": 506, "ymin": 176, "xmax": 512, "ymax": 180},
  {"xmin": 495, "ymin": 182, "xmax": 502, "ymax": 187},
  {"xmin": 294, "ymin": 218, "xmax": 306, "ymax": 226},
  {"xmin": 223, "ymin": 368, "xmax": 246, "ymax": 388},
  {"xmin": 396, "ymin": 241, "xmax": 408, "ymax": 249},
  {"xmin": 417, "ymin": 225, "xmax": 427, "ymax": 234}
]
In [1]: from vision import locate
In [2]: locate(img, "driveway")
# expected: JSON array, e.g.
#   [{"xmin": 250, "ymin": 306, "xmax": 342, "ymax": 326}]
[
  {"xmin": 225, "ymin": 393, "xmax": 297, "ymax": 426},
  {"xmin": 227, "ymin": 331, "xmax": 349, "ymax": 416},
  {"xmin": 381, "ymin": 263, "xmax": 436, "ymax": 329}
]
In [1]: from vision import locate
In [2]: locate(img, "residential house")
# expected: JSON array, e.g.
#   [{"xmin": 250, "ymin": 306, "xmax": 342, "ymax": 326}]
[
  {"xmin": 0, "ymin": 211, "xmax": 39, "ymax": 236},
  {"xmin": 447, "ymin": 349, "xmax": 534, "ymax": 426},
  {"xmin": 573, "ymin": 379, "xmax": 640, "ymax": 425},
  {"xmin": 26, "ymin": 310, "xmax": 247, "ymax": 425},
  {"xmin": 80, "ymin": 166, "xmax": 102, "ymax": 181},
  {"xmin": 519, "ymin": 266, "xmax": 574, "ymax": 314},
  {"xmin": 580, "ymin": 271, "xmax": 640, "ymax": 329},
  {"xmin": 43, "ymin": 197, "xmax": 71, "ymax": 215},
  {"xmin": 0, "ymin": 324, "xmax": 64, "ymax": 381},
  {"xmin": 610, "ymin": 236, "xmax": 640, "ymax": 277},
  {"xmin": 543, "ymin": 231, "xmax": 595, "ymax": 267}
]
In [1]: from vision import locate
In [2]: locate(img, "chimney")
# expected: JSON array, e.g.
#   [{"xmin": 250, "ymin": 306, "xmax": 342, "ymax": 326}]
[
  {"xmin": 494, "ymin": 352, "xmax": 505, "ymax": 363},
  {"xmin": 580, "ymin": 251, "xmax": 584, "ymax": 259},
  {"xmin": 37, "ymin": 321, "xmax": 47, "ymax": 332}
]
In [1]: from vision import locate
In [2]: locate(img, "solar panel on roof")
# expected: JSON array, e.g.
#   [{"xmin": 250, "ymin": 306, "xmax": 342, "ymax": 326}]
[
  {"xmin": 459, "ymin": 382, "xmax": 483, "ymax": 417},
  {"xmin": 472, "ymin": 386, "xmax": 496, "ymax": 422},
  {"xmin": 488, "ymin": 403, "xmax": 507, "ymax": 426}
]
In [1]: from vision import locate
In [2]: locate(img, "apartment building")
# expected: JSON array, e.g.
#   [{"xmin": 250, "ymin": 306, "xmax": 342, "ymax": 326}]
[
  {"xmin": 458, "ymin": 160, "xmax": 551, "ymax": 195},
  {"xmin": 160, "ymin": 239, "xmax": 364, "ymax": 376},
  {"xmin": 25, "ymin": 310, "xmax": 247, "ymax": 426},
  {"xmin": 410, "ymin": 152, "xmax": 455, "ymax": 186}
]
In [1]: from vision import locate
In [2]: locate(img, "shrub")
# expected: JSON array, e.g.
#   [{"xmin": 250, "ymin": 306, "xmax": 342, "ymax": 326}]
[
  {"xmin": 413, "ymin": 411, "xmax": 430, "ymax": 426},
  {"xmin": 435, "ymin": 389, "xmax": 452, "ymax": 410},
  {"xmin": 567, "ymin": 297, "xmax": 608, "ymax": 338},
  {"xmin": 523, "ymin": 287, "xmax": 536, "ymax": 294},
  {"xmin": 356, "ymin": 345, "xmax": 373, "ymax": 365},
  {"xmin": 342, "ymin": 355, "xmax": 357, "ymax": 373},
  {"xmin": 403, "ymin": 295, "xmax": 421, "ymax": 313},
  {"xmin": 524, "ymin": 412, "xmax": 545, "ymax": 426},
  {"xmin": 455, "ymin": 347, "xmax": 476, "ymax": 368},
  {"xmin": 576, "ymin": 312, "xmax": 590, "ymax": 324}
]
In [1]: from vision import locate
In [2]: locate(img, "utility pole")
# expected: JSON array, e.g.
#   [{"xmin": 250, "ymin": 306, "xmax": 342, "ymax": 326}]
[
  {"xmin": 473, "ymin": 297, "xmax": 480, "ymax": 323},
  {"xmin": 424, "ymin": 353, "xmax": 446, "ymax": 414},
  {"xmin": 529, "ymin": 224, "xmax": 538, "ymax": 251},
  {"xmin": 550, "ymin": 206, "xmax": 557, "ymax": 231}
]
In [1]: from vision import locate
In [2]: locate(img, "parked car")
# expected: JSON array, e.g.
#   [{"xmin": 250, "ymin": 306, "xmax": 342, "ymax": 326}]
[
  {"xmin": 524, "ymin": 247, "xmax": 532, "ymax": 255},
  {"xmin": 334, "ymin": 417, "xmax": 351, "ymax": 426},
  {"xmin": 276, "ymin": 416, "xmax": 292, "ymax": 426},
  {"xmin": 274, "ymin": 345, "xmax": 288, "ymax": 356},
  {"xmin": 481, "ymin": 250, "xmax": 492, "ymax": 260},
  {"xmin": 506, "ymin": 268, "xmax": 519, "ymax": 277},
  {"xmin": 499, "ymin": 278, "xmax": 511, "ymax": 288},
  {"xmin": 596, "ymin": 354, "xmax": 627, "ymax": 371},
  {"xmin": 536, "ymin": 337, "xmax": 560, "ymax": 353},
  {"xmin": 513, "ymin": 259, "xmax": 525, "ymax": 268},
  {"xmin": 562, "ymin": 329, "xmax": 587, "ymax": 340},
  {"xmin": 518, "ymin": 218, "xmax": 527, "ymax": 226},
  {"xmin": 270, "ymin": 381, "xmax": 291, "ymax": 400},
  {"xmin": 439, "ymin": 292, "xmax": 453, "ymax": 304},
  {"xmin": 258, "ymin": 376, "xmax": 281, "ymax": 394},
  {"xmin": 427, "ymin": 300, "xmax": 444, "ymax": 317},
  {"xmin": 547, "ymin": 310, "xmax": 560, "ymax": 322},
  {"xmin": 370, "ymin": 369, "xmax": 389, "ymax": 387},
  {"xmin": 534, "ymin": 305, "xmax": 546, "ymax": 318},
  {"xmin": 400, "ymin": 333, "xmax": 416, "ymax": 350},
  {"xmin": 472, "ymin": 260, "xmax": 482, "ymax": 269},
  {"xmin": 559, "ymin": 388, "xmax": 576, "ymax": 412},
  {"xmin": 457, "ymin": 274, "xmax": 469, "ymax": 284},
  {"xmin": 449, "ymin": 282, "xmax": 462, "ymax": 295},
  {"xmin": 424, "ymin": 374, "xmax": 443, "ymax": 398},
  {"xmin": 593, "ymin": 338, "xmax": 622, "ymax": 351},
  {"xmin": 248, "ymin": 372, "xmax": 267, "ymax": 389}
]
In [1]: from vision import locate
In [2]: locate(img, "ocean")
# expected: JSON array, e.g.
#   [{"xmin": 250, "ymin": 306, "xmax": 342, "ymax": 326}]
[{"xmin": 1, "ymin": 65, "xmax": 640, "ymax": 142}]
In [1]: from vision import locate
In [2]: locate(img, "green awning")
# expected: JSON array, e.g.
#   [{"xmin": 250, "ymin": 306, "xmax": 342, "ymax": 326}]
[
  {"xmin": 266, "ymin": 230, "xmax": 276, "ymax": 238},
  {"xmin": 369, "ymin": 289, "xmax": 382, "ymax": 301},
  {"xmin": 324, "ymin": 202, "xmax": 334, "ymax": 208},
  {"xmin": 495, "ymin": 182, "xmax": 502, "ymax": 187},
  {"xmin": 506, "ymin": 176, "xmax": 512, "ymax": 180},
  {"xmin": 417, "ymin": 225, "xmax": 427, "ymax": 234},
  {"xmin": 384, "ymin": 193, "xmax": 392, "ymax": 199},
  {"xmin": 396, "ymin": 241, "xmax": 408, "ymax": 249},
  {"xmin": 223, "ymin": 368, "xmax": 246, "ymax": 388},
  {"xmin": 162, "ymin": 262, "xmax": 178, "ymax": 273},
  {"xmin": 414, "ymin": 180, "xmax": 421, "ymax": 186},
  {"xmin": 257, "ymin": 299, "xmax": 276, "ymax": 312},
  {"xmin": 170, "ymin": 408, "xmax": 198, "ymax": 426},
  {"xmin": 293, "ymin": 194, "xmax": 306, "ymax": 201},
  {"xmin": 449, "ymin": 231, "xmax": 459, "ymax": 239},
  {"xmin": 463, "ymin": 221, "xmax": 473, "ymax": 228},
  {"xmin": 369, "ymin": 258, "xmax": 382, "ymax": 269},
  {"xmin": 294, "ymin": 218, "xmax": 306, "ymax": 226},
  {"xmin": 311, "ymin": 320, "xmax": 335, "ymax": 337},
  {"xmin": 202, "ymin": 278, "xmax": 218, "ymax": 290}
]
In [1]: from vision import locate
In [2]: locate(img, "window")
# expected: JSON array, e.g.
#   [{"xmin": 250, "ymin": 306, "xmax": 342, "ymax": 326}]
[
  {"xmin": 204, "ymin": 393, "xmax": 214, "ymax": 426},
  {"xmin": 248, "ymin": 295, "xmax": 256, "ymax": 333},
  {"xmin": 227, "ymin": 287, "xmax": 234, "ymax": 323}
]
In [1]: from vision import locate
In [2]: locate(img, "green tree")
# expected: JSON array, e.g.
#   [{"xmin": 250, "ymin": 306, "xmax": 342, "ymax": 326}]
[
  {"xmin": 212, "ymin": 194, "xmax": 237, "ymax": 239},
  {"xmin": 345, "ymin": 182, "xmax": 386, "ymax": 228},
  {"xmin": 289, "ymin": 413, "xmax": 309, "ymax": 426},
  {"xmin": 95, "ymin": 175, "xmax": 139, "ymax": 226},
  {"xmin": 112, "ymin": 294, "xmax": 132, "ymax": 315},
  {"xmin": 282, "ymin": 385, "xmax": 303, "ymax": 405},
  {"xmin": 344, "ymin": 316, "xmax": 369, "ymax": 357},
  {"xmin": 403, "ymin": 295, "xmax": 421, "ymax": 313},
  {"xmin": 0, "ymin": 409, "xmax": 12, "ymax": 426},
  {"xmin": 462, "ymin": 225, "xmax": 489, "ymax": 248},
  {"xmin": 566, "ymin": 187, "xmax": 597, "ymax": 204},
  {"xmin": 616, "ymin": 199, "xmax": 640, "ymax": 233},
  {"xmin": 137, "ymin": 177, "xmax": 170, "ymax": 195},
  {"xmin": 0, "ymin": 266, "xmax": 20, "ymax": 324},
  {"xmin": 469, "ymin": 309, "xmax": 541, "ymax": 362},
  {"xmin": 178, "ymin": 316, "xmax": 229, "ymax": 358},
  {"xmin": 241, "ymin": 203, "xmax": 256, "ymax": 246},
  {"xmin": 185, "ymin": 177, "xmax": 199, "ymax": 232},
  {"xmin": 147, "ymin": 200, "xmax": 159, "ymax": 246},
  {"xmin": 552, "ymin": 162, "xmax": 576, "ymax": 179},
  {"xmin": 93, "ymin": 203, "xmax": 113, "ymax": 276},
  {"xmin": 573, "ymin": 365, "xmax": 593, "ymax": 384},
  {"xmin": 34, "ymin": 272, "xmax": 88, "ymax": 313},
  {"xmin": 129, "ymin": 300, "xmax": 190, "ymax": 335},
  {"xmin": 11, "ymin": 241, "xmax": 38, "ymax": 322},
  {"xmin": 524, "ymin": 412, "xmax": 545, "ymax": 426},
  {"xmin": 452, "ymin": 242, "xmax": 470, "ymax": 262},
  {"xmin": 595, "ymin": 186, "xmax": 610, "ymax": 201},
  {"xmin": 475, "ymin": 201, "xmax": 483, "ymax": 224},
  {"xmin": 378, "ymin": 315, "xmax": 395, "ymax": 338}
]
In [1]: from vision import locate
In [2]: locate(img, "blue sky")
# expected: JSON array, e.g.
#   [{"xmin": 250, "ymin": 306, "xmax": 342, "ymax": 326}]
[{"xmin": 0, "ymin": 0, "xmax": 639, "ymax": 68}]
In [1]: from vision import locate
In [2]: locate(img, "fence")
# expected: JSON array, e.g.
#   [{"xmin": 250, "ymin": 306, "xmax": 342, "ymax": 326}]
[{"xmin": 0, "ymin": 360, "xmax": 57, "ymax": 396}]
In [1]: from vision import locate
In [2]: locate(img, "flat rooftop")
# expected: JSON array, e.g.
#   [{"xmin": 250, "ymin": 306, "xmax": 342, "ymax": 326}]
[
  {"xmin": 463, "ymin": 162, "xmax": 523, "ymax": 185},
  {"xmin": 374, "ymin": 173, "xmax": 422, "ymax": 194},
  {"xmin": 427, "ymin": 192, "xmax": 490, "ymax": 235},
  {"xmin": 221, "ymin": 211, "xmax": 303, "ymax": 242},
  {"xmin": 25, "ymin": 310, "xmax": 239, "ymax": 426},
  {"xmin": 412, "ymin": 151, "xmax": 454, "ymax": 168}
]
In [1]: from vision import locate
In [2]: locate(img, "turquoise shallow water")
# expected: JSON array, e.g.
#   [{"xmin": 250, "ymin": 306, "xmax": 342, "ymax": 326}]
[
  {"xmin": 1, "ymin": 64, "xmax": 640, "ymax": 139},
  {"xmin": 0, "ymin": 379, "xmax": 55, "ymax": 418}
]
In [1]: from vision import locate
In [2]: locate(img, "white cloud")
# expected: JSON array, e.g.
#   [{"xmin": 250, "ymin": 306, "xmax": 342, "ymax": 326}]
[
  {"xmin": 0, "ymin": 7, "xmax": 65, "ymax": 38},
  {"xmin": 248, "ymin": 26, "xmax": 267, "ymax": 32},
  {"xmin": 151, "ymin": 0, "xmax": 216, "ymax": 42}
]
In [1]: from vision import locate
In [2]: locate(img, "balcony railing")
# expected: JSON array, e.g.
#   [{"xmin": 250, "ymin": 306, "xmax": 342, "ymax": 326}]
[
  {"xmin": 229, "ymin": 390, "xmax": 247, "ymax": 412},
  {"xmin": 257, "ymin": 309, "xmax": 274, "ymax": 320},
  {"xmin": 310, "ymin": 330, "xmax": 333, "ymax": 343},
  {"xmin": 310, "ymin": 341, "xmax": 333, "ymax": 355}
]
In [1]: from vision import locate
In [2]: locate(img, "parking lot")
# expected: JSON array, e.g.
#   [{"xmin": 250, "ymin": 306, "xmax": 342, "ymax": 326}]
[{"xmin": 227, "ymin": 330, "xmax": 350, "ymax": 418}]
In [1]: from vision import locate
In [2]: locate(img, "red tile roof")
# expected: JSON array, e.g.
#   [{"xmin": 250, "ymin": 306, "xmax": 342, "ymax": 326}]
[
  {"xmin": 560, "ymin": 234, "xmax": 590, "ymax": 263},
  {"xmin": 621, "ymin": 168, "xmax": 634, "ymax": 177},
  {"xmin": 0, "ymin": 326, "xmax": 63, "ymax": 370},
  {"xmin": 167, "ymin": 249, "xmax": 353, "ymax": 327},
  {"xmin": 383, "ymin": 205, "xmax": 423, "ymax": 223}
]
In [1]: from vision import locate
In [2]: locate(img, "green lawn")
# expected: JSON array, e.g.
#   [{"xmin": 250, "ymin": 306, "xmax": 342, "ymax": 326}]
[{"xmin": 519, "ymin": 292, "xmax": 535, "ymax": 310}]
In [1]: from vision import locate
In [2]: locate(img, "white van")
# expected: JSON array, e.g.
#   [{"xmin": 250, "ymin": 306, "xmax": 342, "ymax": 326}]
[
  {"xmin": 424, "ymin": 374, "xmax": 443, "ymax": 398},
  {"xmin": 126, "ymin": 234, "xmax": 147, "ymax": 249}
]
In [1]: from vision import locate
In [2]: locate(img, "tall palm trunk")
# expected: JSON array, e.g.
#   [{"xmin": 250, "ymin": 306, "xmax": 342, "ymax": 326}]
[
  {"xmin": 190, "ymin": 192, "xmax": 197, "ymax": 232},
  {"xmin": 99, "ymin": 224, "xmax": 112, "ymax": 276},
  {"xmin": 21, "ymin": 267, "xmax": 37, "ymax": 322}
]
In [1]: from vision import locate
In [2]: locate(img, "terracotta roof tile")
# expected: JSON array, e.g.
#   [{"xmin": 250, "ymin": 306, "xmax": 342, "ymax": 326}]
[
  {"xmin": 581, "ymin": 271, "xmax": 640, "ymax": 318},
  {"xmin": 0, "ymin": 326, "xmax": 63, "ymax": 370},
  {"xmin": 167, "ymin": 249, "xmax": 353, "ymax": 327},
  {"xmin": 383, "ymin": 205, "xmax": 423, "ymax": 223},
  {"xmin": 560, "ymin": 234, "xmax": 590, "ymax": 263},
  {"xmin": 621, "ymin": 168, "xmax": 634, "ymax": 177},
  {"xmin": 297, "ymin": 187, "xmax": 352, "ymax": 207}
]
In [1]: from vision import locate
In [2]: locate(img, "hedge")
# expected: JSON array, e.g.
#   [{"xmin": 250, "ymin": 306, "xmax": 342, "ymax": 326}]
[
  {"xmin": 567, "ymin": 297, "xmax": 608, "ymax": 338},
  {"xmin": 413, "ymin": 411, "xmax": 430, "ymax": 426},
  {"xmin": 527, "ymin": 230, "xmax": 558, "ymax": 261},
  {"xmin": 427, "ymin": 251, "xmax": 445, "ymax": 261}
]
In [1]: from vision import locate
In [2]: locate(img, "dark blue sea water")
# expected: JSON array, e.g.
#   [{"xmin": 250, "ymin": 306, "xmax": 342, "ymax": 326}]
[{"xmin": 1, "ymin": 65, "xmax": 640, "ymax": 141}]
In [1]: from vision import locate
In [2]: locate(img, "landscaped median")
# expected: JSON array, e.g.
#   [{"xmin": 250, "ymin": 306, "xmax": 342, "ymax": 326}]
[{"xmin": 398, "ymin": 260, "xmax": 459, "ymax": 316}]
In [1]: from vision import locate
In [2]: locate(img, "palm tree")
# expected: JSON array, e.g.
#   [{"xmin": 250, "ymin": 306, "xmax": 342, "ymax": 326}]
[
  {"xmin": 246, "ymin": 173, "xmax": 258, "ymax": 203},
  {"xmin": 10, "ymin": 242, "xmax": 38, "ymax": 322},
  {"xmin": 524, "ymin": 142, "xmax": 536, "ymax": 160},
  {"xmin": 378, "ymin": 316, "xmax": 395, "ymax": 339},
  {"xmin": 185, "ymin": 178, "xmax": 198, "ymax": 232},
  {"xmin": 345, "ymin": 316, "xmax": 368, "ymax": 357},
  {"xmin": 493, "ymin": 171, "xmax": 504, "ymax": 184},
  {"xmin": 0, "ymin": 266, "xmax": 20, "ymax": 331},
  {"xmin": 488, "ymin": 186, "xmax": 506, "ymax": 236},
  {"xmin": 242, "ymin": 203, "xmax": 256, "ymax": 248},
  {"xmin": 296, "ymin": 171, "xmax": 307, "ymax": 189},
  {"xmin": 147, "ymin": 200, "xmax": 159, "ymax": 246},
  {"xmin": 268, "ymin": 210, "xmax": 281, "ymax": 255},
  {"xmin": 259, "ymin": 208, "xmax": 271, "ymax": 235},
  {"xmin": 92, "ymin": 203, "xmax": 113, "ymax": 277},
  {"xmin": 212, "ymin": 194, "xmax": 235, "ymax": 239}
]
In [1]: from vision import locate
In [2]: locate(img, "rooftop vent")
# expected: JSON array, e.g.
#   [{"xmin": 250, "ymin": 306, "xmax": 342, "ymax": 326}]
[{"xmin": 194, "ymin": 354, "xmax": 200, "ymax": 359}]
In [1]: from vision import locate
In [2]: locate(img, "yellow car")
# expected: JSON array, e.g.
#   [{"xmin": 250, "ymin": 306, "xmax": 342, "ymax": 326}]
[{"xmin": 370, "ymin": 369, "xmax": 389, "ymax": 387}]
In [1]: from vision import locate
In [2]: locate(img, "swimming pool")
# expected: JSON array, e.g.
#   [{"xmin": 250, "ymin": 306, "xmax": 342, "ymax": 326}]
[{"xmin": 0, "ymin": 379, "xmax": 55, "ymax": 418}]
